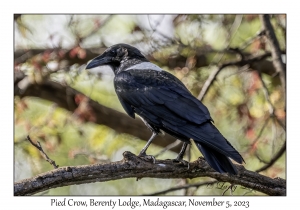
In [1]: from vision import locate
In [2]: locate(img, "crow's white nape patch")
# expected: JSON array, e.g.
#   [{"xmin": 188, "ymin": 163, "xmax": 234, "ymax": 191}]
[{"xmin": 125, "ymin": 62, "xmax": 162, "ymax": 72}]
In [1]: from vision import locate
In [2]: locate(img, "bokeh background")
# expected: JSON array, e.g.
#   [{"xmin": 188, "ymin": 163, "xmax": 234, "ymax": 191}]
[{"xmin": 14, "ymin": 14, "xmax": 286, "ymax": 195}]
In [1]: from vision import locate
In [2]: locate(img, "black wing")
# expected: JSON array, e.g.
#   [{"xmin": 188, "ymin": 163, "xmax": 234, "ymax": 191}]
[{"xmin": 114, "ymin": 69, "xmax": 212, "ymax": 124}]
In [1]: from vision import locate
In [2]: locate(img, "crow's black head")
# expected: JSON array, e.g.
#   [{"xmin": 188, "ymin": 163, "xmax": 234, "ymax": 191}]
[{"xmin": 86, "ymin": 43, "xmax": 148, "ymax": 73}]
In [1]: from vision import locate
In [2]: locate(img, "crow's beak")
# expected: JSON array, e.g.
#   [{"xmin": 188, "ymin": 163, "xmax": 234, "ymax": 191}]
[{"xmin": 86, "ymin": 54, "xmax": 112, "ymax": 69}]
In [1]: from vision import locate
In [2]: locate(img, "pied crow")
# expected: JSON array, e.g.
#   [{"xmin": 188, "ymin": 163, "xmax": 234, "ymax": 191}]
[{"xmin": 86, "ymin": 43, "xmax": 244, "ymax": 175}]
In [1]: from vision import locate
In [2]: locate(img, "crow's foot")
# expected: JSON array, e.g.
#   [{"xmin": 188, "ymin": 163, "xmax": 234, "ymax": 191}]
[
  {"xmin": 138, "ymin": 152, "xmax": 156, "ymax": 164},
  {"xmin": 172, "ymin": 158, "xmax": 190, "ymax": 169}
]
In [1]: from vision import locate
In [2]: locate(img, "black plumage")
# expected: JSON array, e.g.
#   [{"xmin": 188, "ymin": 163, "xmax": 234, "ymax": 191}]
[{"xmin": 86, "ymin": 43, "xmax": 244, "ymax": 175}]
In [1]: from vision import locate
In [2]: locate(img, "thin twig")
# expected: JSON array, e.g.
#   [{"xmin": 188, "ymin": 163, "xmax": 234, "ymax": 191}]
[
  {"xmin": 257, "ymin": 71, "xmax": 274, "ymax": 115},
  {"xmin": 222, "ymin": 184, "xmax": 235, "ymax": 196},
  {"xmin": 198, "ymin": 67, "xmax": 222, "ymax": 101},
  {"xmin": 260, "ymin": 14, "xmax": 286, "ymax": 100},
  {"xmin": 240, "ymin": 30, "xmax": 265, "ymax": 50},
  {"xmin": 147, "ymin": 15, "xmax": 169, "ymax": 51},
  {"xmin": 26, "ymin": 135, "xmax": 59, "ymax": 169},
  {"xmin": 244, "ymin": 118, "xmax": 270, "ymax": 152},
  {"xmin": 81, "ymin": 15, "xmax": 113, "ymax": 43},
  {"xmin": 154, "ymin": 139, "xmax": 182, "ymax": 157},
  {"xmin": 181, "ymin": 179, "xmax": 188, "ymax": 196},
  {"xmin": 257, "ymin": 71, "xmax": 286, "ymax": 130},
  {"xmin": 196, "ymin": 15, "xmax": 243, "ymax": 99},
  {"xmin": 273, "ymin": 115, "xmax": 286, "ymax": 131},
  {"xmin": 255, "ymin": 141, "xmax": 286, "ymax": 173},
  {"xmin": 197, "ymin": 52, "xmax": 272, "ymax": 101},
  {"xmin": 71, "ymin": 150, "xmax": 110, "ymax": 163},
  {"xmin": 144, "ymin": 180, "xmax": 217, "ymax": 196},
  {"xmin": 198, "ymin": 14, "xmax": 285, "ymax": 100},
  {"xmin": 254, "ymin": 72, "xmax": 286, "ymax": 172},
  {"xmin": 223, "ymin": 64, "xmax": 251, "ymax": 79},
  {"xmin": 255, "ymin": 152, "xmax": 269, "ymax": 164},
  {"xmin": 210, "ymin": 15, "xmax": 243, "ymax": 66},
  {"xmin": 147, "ymin": 15, "xmax": 165, "ymax": 36}
]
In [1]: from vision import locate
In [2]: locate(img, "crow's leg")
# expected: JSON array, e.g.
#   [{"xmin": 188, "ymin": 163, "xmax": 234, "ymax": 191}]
[
  {"xmin": 175, "ymin": 142, "xmax": 188, "ymax": 161},
  {"xmin": 138, "ymin": 132, "xmax": 157, "ymax": 163},
  {"xmin": 173, "ymin": 142, "xmax": 190, "ymax": 169}
]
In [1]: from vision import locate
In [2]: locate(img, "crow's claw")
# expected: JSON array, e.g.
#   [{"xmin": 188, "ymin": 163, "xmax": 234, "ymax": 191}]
[
  {"xmin": 138, "ymin": 153, "xmax": 156, "ymax": 164},
  {"xmin": 172, "ymin": 158, "xmax": 190, "ymax": 169}
]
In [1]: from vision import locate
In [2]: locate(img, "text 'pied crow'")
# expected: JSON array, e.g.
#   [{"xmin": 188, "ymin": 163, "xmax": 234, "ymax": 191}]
[{"xmin": 86, "ymin": 43, "xmax": 244, "ymax": 175}]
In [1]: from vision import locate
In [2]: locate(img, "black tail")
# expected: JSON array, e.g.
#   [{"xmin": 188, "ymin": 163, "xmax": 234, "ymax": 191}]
[
  {"xmin": 178, "ymin": 122, "xmax": 244, "ymax": 175},
  {"xmin": 195, "ymin": 143, "xmax": 239, "ymax": 175}
]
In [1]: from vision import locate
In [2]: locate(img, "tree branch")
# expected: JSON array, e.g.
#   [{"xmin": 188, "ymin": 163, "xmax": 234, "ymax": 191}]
[
  {"xmin": 14, "ymin": 48, "xmax": 102, "ymax": 66},
  {"xmin": 197, "ymin": 52, "xmax": 272, "ymax": 101},
  {"xmin": 26, "ymin": 136, "xmax": 59, "ymax": 169},
  {"xmin": 14, "ymin": 151, "xmax": 285, "ymax": 196},
  {"xmin": 260, "ymin": 14, "xmax": 286, "ymax": 99},
  {"xmin": 257, "ymin": 70, "xmax": 286, "ymax": 130},
  {"xmin": 256, "ymin": 141, "xmax": 286, "ymax": 173},
  {"xmin": 14, "ymin": 78, "xmax": 180, "ymax": 153},
  {"xmin": 143, "ymin": 180, "xmax": 218, "ymax": 196}
]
